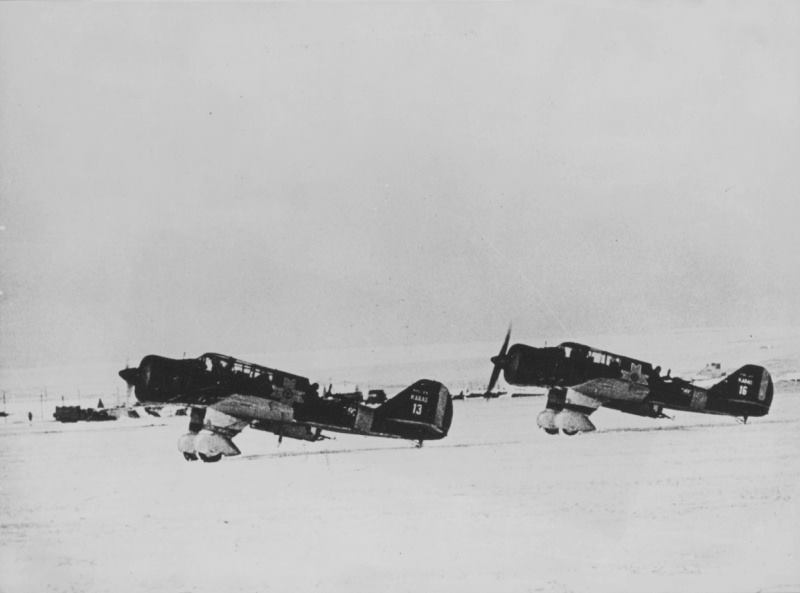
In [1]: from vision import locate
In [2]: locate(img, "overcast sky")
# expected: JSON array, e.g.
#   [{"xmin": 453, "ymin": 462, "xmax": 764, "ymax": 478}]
[{"xmin": 1, "ymin": 2, "xmax": 798, "ymax": 369}]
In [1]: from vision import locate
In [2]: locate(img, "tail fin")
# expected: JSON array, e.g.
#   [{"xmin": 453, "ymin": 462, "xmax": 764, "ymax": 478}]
[
  {"xmin": 375, "ymin": 379, "xmax": 453, "ymax": 440},
  {"xmin": 708, "ymin": 365, "xmax": 773, "ymax": 417}
]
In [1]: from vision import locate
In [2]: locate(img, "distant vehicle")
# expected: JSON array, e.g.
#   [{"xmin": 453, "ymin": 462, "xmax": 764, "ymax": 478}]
[
  {"xmin": 467, "ymin": 390, "xmax": 505, "ymax": 399},
  {"xmin": 322, "ymin": 385, "xmax": 364, "ymax": 403},
  {"xmin": 510, "ymin": 391, "xmax": 544, "ymax": 398},
  {"xmin": 119, "ymin": 352, "xmax": 453, "ymax": 462},
  {"xmin": 365, "ymin": 389, "xmax": 387, "ymax": 405},
  {"xmin": 453, "ymin": 387, "xmax": 505, "ymax": 400},
  {"xmin": 53, "ymin": 406, "xmax": 116, "ymax": 423},
  {"xmin": 485, "ymin": 328, "xmax": 773, "ymax": 435},
  {"xmin": 693, "ymin": 362, "xmax": 727, "ymax": 381}
]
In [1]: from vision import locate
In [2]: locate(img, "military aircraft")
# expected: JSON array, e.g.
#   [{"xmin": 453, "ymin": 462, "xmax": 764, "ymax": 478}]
[
  {"xmin": 119, "ymin": 352, "xmax": 453, "ymax": 462},
  {"xmin": 485, "ymin": 328, "xmax": 773, "ymax": 435}
]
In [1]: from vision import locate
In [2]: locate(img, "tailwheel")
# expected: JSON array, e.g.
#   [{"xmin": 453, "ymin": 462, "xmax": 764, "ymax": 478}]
[
  {"xmin": 183, "ymin": 452, "xmax": 198, "ymax": 461},
  {"xmin": 544, "ymin": 428, "xmax": 559, "ymax": 435},
  {"xmin": 562, "ymin": 429, "xmax": 579, "ymax": 436},
  {"xmin": 198, "ymin": 453, "xmax": 222, "ymax": 463}
]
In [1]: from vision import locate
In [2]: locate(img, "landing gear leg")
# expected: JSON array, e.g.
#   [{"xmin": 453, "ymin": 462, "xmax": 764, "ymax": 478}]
[
  {"xmin": 189, "ymin": 406, "xmax": 206, "ymax": 433},
  {"xmin": 415, "ymin": 439, "xmax": 423, "ymax": 448},
  {"xmin": 178, "ymin": 407, "xmax": 207, "ymax": 461}
]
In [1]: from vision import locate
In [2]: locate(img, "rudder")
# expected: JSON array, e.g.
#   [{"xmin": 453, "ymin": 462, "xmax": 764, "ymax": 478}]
[
  {"xmin": 376, "ymin": 379, "xmax": 453, "ymax": 439},
  {"xmin": 708, "ymin": 364, "xmax": 773, "ymax": 417}
]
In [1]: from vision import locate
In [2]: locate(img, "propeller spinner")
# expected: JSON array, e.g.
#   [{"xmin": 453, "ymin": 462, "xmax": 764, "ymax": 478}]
[
  {"xmin": 485, "ymin": 326, "xmax": 511, "ymax": 397},
  {"xmin": 119, "ymin": 366, "xmax": 139, "ymax": 400}
]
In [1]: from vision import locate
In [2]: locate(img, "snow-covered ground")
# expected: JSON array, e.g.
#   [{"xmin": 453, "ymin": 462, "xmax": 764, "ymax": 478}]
[
  {"xmin": 1, "ymin": 386, "xmax": 799, "ymax": 593},
  {"xmin": 2, "ymin": 328, "xmax": 799, "ymax": 592}
]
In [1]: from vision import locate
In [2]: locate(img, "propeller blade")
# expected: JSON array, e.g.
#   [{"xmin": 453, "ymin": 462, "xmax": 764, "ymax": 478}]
[
  {"xmin": 486, "ymin": 364, "xmax": 502, "ymax": 396},
  {"xmin": 500, "ymin": 325, "xmax": 511, "ymax": 358},
  {"xmin": 485, "ymin": 325, "xmax": 512, "ymax": 397}
]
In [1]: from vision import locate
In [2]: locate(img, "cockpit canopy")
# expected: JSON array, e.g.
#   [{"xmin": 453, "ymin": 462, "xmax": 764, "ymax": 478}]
[
  {"xmin": 198, "ymin": 353, "xmax": 312, "ymax": 393},
  {"xmin": 558, "ymin": 342, "xmax": 655, "ymax": 375}
]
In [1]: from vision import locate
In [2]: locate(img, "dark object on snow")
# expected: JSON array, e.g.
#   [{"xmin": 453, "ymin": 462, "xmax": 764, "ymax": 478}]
[
  {"xmin": 365, "ymin": 389, "xmax": 387, "ymax": 405},
  {"xmin": 53, "ymin": 405, "xmax": 116, "ymax": 423}
]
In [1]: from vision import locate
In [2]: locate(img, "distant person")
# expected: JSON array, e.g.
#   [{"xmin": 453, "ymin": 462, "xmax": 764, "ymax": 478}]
[
  {"xmin": 27, "ymin": 411, "xmax": 33, "ymax": 422},
  {"xmin": 97, "ymin": 398, "xmax": 104, "ymax": 409}
]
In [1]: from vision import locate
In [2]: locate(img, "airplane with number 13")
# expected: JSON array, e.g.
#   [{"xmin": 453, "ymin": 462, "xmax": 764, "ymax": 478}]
[{"xmin": 119, "ymin": 352, "xmax": 453, "ymax": 462}]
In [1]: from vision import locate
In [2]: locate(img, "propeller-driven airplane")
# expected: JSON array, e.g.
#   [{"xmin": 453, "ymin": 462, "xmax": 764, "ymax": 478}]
[
  {"xmin": 119, "ymin": 352, "xmax": 453, "ymax": 462},
  {"xmin": 485, "ymin": 328, "xmax": 773, "ymax": 435}
]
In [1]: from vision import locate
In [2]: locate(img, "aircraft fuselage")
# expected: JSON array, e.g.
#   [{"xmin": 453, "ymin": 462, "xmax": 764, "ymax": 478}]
[
  {"xmin": 119, "ymin": 353, "xmax": 453, "ymax": 461},
  {"xmin": 499, "ymin": 342, "xmax": 773, "ymax": 420}
]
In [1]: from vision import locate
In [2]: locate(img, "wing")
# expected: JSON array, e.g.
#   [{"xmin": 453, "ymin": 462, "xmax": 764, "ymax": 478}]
[
  {"xmin": 210, "ymin": 393, "xmax": 294, "ymax": 423},
  {"xmin": 570, "ymin": 377, "xmax": 650, "ymax": 404},
  {"xmin": 537, "ymin": 377, "xmax": 652, "ymax": 435},
  {"xmin": 177, "ymin": 394, "xmax": 297, "ymax": 461}
]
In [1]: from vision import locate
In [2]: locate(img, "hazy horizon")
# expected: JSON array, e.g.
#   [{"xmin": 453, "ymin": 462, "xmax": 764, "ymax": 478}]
[{"xmin": 2, "ymin": 2, "xmax": 799, "ymax": 369}]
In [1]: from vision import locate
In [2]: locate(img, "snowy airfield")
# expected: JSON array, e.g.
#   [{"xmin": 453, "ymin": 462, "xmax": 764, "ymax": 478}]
[{"xmin": 2, "ymin": 329, "xmax": 800, "ymax": 593}]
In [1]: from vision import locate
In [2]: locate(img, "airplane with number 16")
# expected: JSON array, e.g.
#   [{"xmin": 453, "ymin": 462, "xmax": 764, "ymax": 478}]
[{"xmin": 485, "ymin": 328, "xmax": 773, "ymax": 435}]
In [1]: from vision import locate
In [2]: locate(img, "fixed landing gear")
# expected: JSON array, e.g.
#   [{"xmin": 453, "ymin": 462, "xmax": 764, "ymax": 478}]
[
  {"xmin": 415, "ymin": 439, "xmax": 424, "ymax": 448},
  {"xmin": 183, "ymin": 452, "xmax": 198, "ymax": 461},
  {"xmin": 562, "ymin": 429, "xmax": 579, "ymax": 436},
  {"xmin": 544, "ymin": 428, "xmax": 559, "ymax": 435}
]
